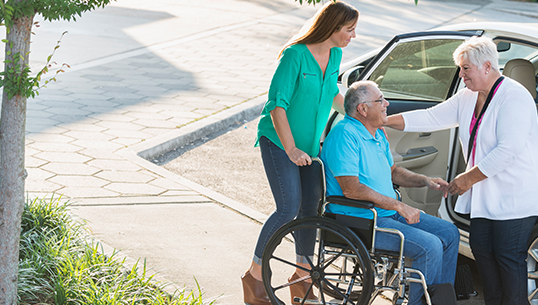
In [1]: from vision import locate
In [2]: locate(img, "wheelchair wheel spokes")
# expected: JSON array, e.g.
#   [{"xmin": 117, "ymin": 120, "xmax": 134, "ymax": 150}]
[
  {"xmin": 262, "ymin": 219, "xmax": 319, "ymax": 304},
  {"xmin": 319, "ymin": 253, "xmax": 368, "ymax": 303},
  {"xmin": 262, "ymin": 217, "xmax": 373, "ymax": 305}
]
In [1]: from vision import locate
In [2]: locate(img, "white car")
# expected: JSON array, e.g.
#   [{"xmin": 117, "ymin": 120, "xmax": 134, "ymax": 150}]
[{"xmin": 326, "ymin": 21, "xmax": 538, "ymax": 303}]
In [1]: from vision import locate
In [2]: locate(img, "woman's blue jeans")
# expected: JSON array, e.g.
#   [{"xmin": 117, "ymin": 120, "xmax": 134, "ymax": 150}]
[
  {"xmin": 375, "ymin": 212, "xmax": 460, "ymax": 305},
  {"xmin": 252, "ymin": 136, "xmax": 321, "ymax": 265},
  {"xmin": 470, "ymin": 216, "xmax": 537, "ymax": 305}
]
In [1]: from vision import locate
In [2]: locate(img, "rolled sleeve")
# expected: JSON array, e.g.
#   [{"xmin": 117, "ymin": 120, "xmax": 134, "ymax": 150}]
[{"xmin": 263, "ymin": 48, "xmax": 300, "ymax": 113}]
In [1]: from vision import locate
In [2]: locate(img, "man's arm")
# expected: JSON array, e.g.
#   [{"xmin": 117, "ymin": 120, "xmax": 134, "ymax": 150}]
[
  {"xmin": 336, "ymin": 176, "xmax": 421, "ymax": 224},
  {"xmin": 391, "ymin": 165, "xmax": 448, "ymax": 197}
]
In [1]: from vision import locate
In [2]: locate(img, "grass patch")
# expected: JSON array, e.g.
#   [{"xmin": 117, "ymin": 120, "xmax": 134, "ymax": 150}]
[{"xmin": 18, "ymin": 196, "xmax": 214, "ymax": 305}]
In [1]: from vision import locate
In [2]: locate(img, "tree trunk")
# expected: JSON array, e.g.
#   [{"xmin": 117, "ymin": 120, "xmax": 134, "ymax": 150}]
[{"xmin": 0, "ymin": 12, "xmax": 34, "ymax": 304}]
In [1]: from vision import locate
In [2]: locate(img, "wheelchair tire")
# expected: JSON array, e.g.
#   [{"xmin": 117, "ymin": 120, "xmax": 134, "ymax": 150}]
[{"xmin": 261, "ymin": 216, "xmax": 374, "ymax": 305}]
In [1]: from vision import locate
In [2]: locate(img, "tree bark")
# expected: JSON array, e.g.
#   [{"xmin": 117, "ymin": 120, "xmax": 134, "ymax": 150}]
[{"xmin": 0, "ymin": 12, "xmax": 33, "ymax": 304}]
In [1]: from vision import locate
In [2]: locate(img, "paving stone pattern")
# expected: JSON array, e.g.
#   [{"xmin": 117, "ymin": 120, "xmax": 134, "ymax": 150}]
[{"xmin": 24, "ymin": 14, "xmax": 298, "ymax": 204}]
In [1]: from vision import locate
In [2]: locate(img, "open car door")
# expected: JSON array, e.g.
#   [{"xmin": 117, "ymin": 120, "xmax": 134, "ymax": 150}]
[{"xmin": 328, "ymin": 31, "xmax": 480, "ymax": 215}]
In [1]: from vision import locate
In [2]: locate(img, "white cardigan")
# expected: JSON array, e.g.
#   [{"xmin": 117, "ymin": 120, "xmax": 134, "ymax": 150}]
[{"xmin": 402, "ymin": 77, "xmax": 538, "ymax": 220}]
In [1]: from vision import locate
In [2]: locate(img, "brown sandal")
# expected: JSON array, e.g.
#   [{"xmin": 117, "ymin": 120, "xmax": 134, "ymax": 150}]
[
  {"xmin": 241, "ymin": 271, "xmax": 271, "ymax": 305},
  {"xmin": 288, "ymin": 272, "xmax": 317, "ymax": 305}
]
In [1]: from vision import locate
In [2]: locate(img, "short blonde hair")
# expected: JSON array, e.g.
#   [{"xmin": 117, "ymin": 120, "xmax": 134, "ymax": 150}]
[{"xmin": 453, "ymin": 36, "xmax": 499, "ymax": 71}]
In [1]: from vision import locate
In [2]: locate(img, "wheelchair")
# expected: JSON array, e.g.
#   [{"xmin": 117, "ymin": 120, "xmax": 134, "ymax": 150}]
[{"xmin": 261, "ymin": 158, "xmax": 433, "ymax": 305}]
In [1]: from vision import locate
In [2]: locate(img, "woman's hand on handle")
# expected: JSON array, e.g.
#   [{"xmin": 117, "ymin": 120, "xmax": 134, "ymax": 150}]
[
  {"xmin": 271, "ymin": 107, "xmax": 312, "ymax": 166},
  {"xmin": 286, "ymin": 147, "xmax": 312, "ymax": 166}
]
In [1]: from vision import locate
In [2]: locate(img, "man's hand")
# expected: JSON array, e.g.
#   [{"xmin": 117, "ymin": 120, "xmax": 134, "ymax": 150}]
[
  {"xmin": 397, "ymin": 203, "xmax": 421, "ymax": 224},
  {"xmin": 392, "ymin": 166, "xmax": 448, "ymax": 197},
  {"xmin": 424, "ymin": 177, "xmax": 449, "ymax": 198}
]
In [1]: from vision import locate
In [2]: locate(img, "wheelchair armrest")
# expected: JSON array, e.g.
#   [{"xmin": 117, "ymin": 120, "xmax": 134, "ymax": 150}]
[{"xmin": 326, "ymin": 196, "xmax": 375, "ymax": 209}]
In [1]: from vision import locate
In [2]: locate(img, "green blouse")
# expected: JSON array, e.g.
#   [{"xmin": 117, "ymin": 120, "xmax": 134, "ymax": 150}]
[{"xmin": 256, "ymin": 44, "xmax": 342, "ymax": 157}]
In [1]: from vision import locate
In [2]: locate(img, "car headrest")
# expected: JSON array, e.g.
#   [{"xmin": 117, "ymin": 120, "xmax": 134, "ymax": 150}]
[{"xmin": 502, "ymin": 58, "xmax": 537, "ymax": 99}]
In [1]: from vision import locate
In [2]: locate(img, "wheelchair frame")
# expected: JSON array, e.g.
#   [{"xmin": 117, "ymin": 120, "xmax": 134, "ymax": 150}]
[{"xmin": 261, "ymin": 158, "xmax": 432, "ymax": 305}]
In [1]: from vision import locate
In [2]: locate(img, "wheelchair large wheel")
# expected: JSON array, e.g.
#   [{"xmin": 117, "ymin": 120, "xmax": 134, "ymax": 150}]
[{"xmin": 262, "ymin": 216, "xmax": 374, "ymax": 305}]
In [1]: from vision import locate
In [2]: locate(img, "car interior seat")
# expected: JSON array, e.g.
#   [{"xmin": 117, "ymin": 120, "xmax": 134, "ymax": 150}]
[{"xmin": 502, "ymin": 58, "xmax": 537, "ymax": 101}]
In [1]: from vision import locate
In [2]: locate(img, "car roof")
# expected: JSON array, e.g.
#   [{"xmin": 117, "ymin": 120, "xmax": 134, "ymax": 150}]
[{"xmin": 434, "ymin": 22, "xmax": 538, "ymax": 44}]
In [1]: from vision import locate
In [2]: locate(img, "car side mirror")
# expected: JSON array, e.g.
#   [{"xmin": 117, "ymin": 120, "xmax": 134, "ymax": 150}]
[
  {"xmin": 497, "ymin": 41, "xmax": 511, "ymax": 52},
  {"xmin": 341, "ymin": 65, "xmax": 364, "ymax": 88}
]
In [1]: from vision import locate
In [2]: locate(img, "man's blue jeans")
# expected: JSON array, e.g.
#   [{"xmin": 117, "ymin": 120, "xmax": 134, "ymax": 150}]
[
  {"xmin": 375, "ymin": 212, "xmax": 460, "ymax": 305},
  {"xmin": 252, "ymin": 136, "xmax": 321, "ymax": 265},
  {"xmin": 470, "ymin": 216, "xmax": 537, "ymax": 305}
]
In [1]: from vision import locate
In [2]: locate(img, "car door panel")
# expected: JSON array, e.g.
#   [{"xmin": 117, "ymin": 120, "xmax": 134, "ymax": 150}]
[{"xmin": 385, "ymin": 125, "xmax": 451, "ymax": 215}]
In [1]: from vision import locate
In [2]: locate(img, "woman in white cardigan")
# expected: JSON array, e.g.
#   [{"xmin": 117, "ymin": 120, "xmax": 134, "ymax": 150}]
[{"xmin": 386, "ymin": 36, "xmax": 538, "ymax": 305}]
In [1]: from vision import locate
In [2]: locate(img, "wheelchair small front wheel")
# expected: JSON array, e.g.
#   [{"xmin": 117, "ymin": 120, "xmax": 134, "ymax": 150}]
[{"xmin": 261, "ymin": 216, "xmax": 374, "ymax": 305}]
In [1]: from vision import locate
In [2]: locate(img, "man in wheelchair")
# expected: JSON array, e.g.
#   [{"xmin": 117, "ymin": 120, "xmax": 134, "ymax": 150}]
[{"xmin": 320, "ymin": 80, "xmax": 460, "ymax": 305}]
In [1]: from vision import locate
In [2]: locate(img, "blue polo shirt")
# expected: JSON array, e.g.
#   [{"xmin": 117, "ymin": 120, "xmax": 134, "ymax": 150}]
[{"xmin": 320, "ymin": 115, "xmax": 397, "ymax": 219}]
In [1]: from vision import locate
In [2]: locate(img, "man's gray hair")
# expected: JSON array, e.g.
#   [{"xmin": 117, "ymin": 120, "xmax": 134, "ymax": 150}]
[
  {"xmin": 453, "ymin": 36, "xmax": 499, "ymax": 71},
  {"xmin": 344, "ymin": 80, "xmax": 378, "ymax": 116}
]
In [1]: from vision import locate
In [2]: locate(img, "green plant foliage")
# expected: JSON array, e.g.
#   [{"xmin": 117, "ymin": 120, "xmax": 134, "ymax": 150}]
[
  {"xmin": 0, "ymin": 0, "xmax": 113, "ymax": 100},
  {"xmin": 295, "ymin": 0, "xmax": 418, "ymax": 5},
  {"xmin": 0, "ymin": 0, "xmax": 113, "ymax": 24},
  {"xmin": 18, "ymin": 196, "xmax": 216, "ymax": 305}
]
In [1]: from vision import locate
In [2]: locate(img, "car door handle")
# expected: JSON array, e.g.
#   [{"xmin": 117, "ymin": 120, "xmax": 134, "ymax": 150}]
[
  {"xmin": 401, "ymin": 146, "xmax": 438, "ymax": 161},
  {"xmin": 419, "ymin": 132, "xmax": 432, "ymax": 137}
]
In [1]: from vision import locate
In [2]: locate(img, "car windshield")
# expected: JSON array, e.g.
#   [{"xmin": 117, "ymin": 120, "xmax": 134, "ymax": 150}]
[{"xmin": 368, "ymin": 39, "xmax": 463, "ymax": 102}]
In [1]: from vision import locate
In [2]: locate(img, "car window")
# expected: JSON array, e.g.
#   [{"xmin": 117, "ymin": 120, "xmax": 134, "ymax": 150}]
[
  {"xmin": 496, "ymin": 40, "xmax": 538, "ymax": 102},
  {"xmin": 497, "ymin": 41, "xmax": 538, "ymax": 67},
  {"xmin": 368, "ymin": 39, "xmax": 464, "ymax": 102}
]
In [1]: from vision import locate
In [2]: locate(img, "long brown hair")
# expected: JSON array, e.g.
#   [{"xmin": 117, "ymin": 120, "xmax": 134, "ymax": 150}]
[{"xmin": 279, "ymin": 1, "xmax": 358, "ymax": 57}]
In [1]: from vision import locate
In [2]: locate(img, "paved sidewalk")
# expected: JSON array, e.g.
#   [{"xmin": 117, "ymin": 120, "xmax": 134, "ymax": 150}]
[{"xmin": 18, "ymin": 0, "xmax": 538, "ymax": 304}]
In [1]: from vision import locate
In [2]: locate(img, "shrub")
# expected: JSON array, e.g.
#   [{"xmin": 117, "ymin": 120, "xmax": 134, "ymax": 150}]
[{"xmin": 18, "ymin": 196, "xmax": 214, "ymax": 305}]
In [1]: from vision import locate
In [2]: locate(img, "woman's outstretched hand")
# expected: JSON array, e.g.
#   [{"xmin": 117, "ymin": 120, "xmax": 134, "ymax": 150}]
[
  {"xmin": 448, "ymin": 167, "xmax": 487, "ymax": 196},
  {"xmin": 448, "ymin": 173, "xmax": 474, "ymax": 196}
]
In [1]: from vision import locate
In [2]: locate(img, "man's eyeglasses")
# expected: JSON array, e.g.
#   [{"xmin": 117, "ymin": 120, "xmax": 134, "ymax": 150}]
[{"xmin": 361, "ymin": 97, "xmax": 386, "ymax": 104}]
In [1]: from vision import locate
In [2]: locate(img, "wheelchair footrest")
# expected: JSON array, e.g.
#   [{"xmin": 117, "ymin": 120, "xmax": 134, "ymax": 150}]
[
  {"xmin": 422, "ymin": 283, "xmax": 458, "ymax": 305},
  {"xmin": 293, "ymin": 297, "xmax": 336, "ymax": 305}
]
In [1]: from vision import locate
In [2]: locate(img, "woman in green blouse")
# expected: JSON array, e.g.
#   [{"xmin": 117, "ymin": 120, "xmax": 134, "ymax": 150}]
[{"xmin": 241, "ymin": 2, "xmax": 359, "ymax": 304}]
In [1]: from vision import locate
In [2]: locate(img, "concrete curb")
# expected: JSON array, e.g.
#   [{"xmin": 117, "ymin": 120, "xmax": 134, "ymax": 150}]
[
  {"xmin": 134, "ymin": 95, "xmax": 266, "ymax": 161},
  {"xmin": 117, "ymin": 146, "xmax": 269, "ymax": 225}
]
